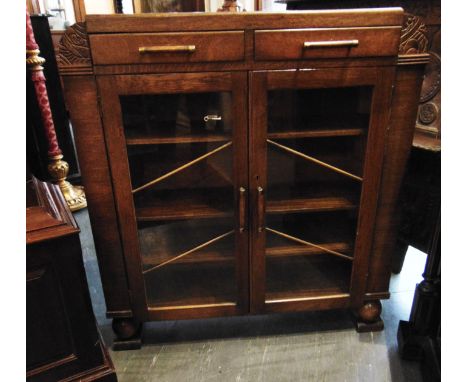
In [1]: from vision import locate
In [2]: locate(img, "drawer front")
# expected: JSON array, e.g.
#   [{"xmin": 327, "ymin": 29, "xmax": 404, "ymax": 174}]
[
  {"xmin": 90, "ymin": 31, "xmax": 245, "ymax": 65},
  {"xmin": 254, "ymin": 27, "xmax": 401, "ymax": 61}
]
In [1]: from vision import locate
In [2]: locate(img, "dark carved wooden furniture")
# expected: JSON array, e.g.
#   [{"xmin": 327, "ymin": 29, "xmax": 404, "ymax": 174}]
[
  {"xmin": 26, "ymin": 176, "xmax": 117, "ymax": 381},
  {"xmin": 397, "ymin": 209, "xmax": 441, "ymax": 382},
  {"xmin": 58, "ymin": 9, "xmax": 428, "ymax": 349},
  {"xmin": 392, "ymin": 144, "xmax": 440, "ymax": 273}
]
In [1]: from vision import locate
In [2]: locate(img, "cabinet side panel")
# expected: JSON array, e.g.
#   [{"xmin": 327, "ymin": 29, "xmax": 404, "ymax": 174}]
[
  {"xmin": 366, "ymin": 65, "xmax": 425, "ymax": 294},
  {"xmin": 62, "ymin": 75, "xmax": 132, "ymax": 315},
  {"xmin": 27, "ymin": 235, "xmax": 107, "ymax": 381}
]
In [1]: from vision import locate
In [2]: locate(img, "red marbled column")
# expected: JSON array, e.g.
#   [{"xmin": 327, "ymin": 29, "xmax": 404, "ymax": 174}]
[{"xmin": 26, "ymin": 10, "xmax": 62, "ymax": 158}]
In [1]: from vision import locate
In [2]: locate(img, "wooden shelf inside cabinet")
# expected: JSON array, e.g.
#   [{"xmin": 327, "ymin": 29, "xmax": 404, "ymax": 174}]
[
  {"xmin": 266, "ymin": 211, "xmax": 357, "ymax": 261},
  {"xmin": 267, "ymin": 195, "xmax": 357, "ymax": 214},
  {"xmin": 144, "ymin": 261, "xmax": 237, "ymax": 309},
  {"xmin": 126, "ymin": 134, "xmax": 231, "ymax": 146},
  {"xmin": 265, "ymin": 255, "xmax": 352, "ymax": 302},
  {"xmin": 266, "ymin": 288, "xmax": 349, "ymax": 303},
  {"xmin": 134, "ymin": 187, "xmax": 233, "ymax": 221},
  {"xmin": 128, "ymin": 144, "xmax": 233, "ymax": 194},
  {"xmin": 268, "ymin": 128, "xmax": 366, "ymax": 140},
  {"xmin": 268, "ymin": 114, "xmax": 369, "ymax": 137},
  {"xmin": 143, "ymin": 241, "xmax": 353, "ymax": 266},
  {"xmin": 143, "ymin": 248, "xmax": 235, "ymax": 267},
  {"xmin": 266, "ymin": 185, "xmax": 360, "ymax": 215},
  {"xmin": 266, "ymin": 242, "xmax": 352, "ymax": 258},
  {"xmin": 138, "ymin": 218, "xmax": 234, "ymax": 266}
]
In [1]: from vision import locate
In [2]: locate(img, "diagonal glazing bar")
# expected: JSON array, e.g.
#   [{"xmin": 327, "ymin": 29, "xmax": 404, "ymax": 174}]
[
  {"xmin": 142, "ymin": 230, "xmax": 234, "ymax": 274},
  {"xmin": 132, "ymin": 141, "xmax": 232, "ymax": 194},
  {"xmin": 266, "ymin": 227, "xmax": 354, "ymax": 261},
  {"xmin": 267, "ymin": 139, "xmax": 363, "ymax": 182}
]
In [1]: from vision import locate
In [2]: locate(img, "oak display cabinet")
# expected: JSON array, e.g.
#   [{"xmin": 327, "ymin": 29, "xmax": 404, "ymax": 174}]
[{"xmin": 58, "ymin": 9, "xmax": 429, "ymax": 349}]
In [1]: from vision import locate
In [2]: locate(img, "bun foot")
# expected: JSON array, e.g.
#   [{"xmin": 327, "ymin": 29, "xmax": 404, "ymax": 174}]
[
  {"xmin": 112, "ymin": 318, "xmax": 142, "ymax": 351},
  {"xmin": 354, "ymin": 300, "xmax": 384, "ymax": 333}
]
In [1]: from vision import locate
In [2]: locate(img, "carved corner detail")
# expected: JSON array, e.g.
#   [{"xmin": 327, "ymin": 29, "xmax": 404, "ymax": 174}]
[
  {"xmin": 397, "ymin": 13, "xmax": 441, "ymax": 148},
  {"xmin": 57, "ymin": 22, "xmax": 93, "ymax": 75},
  {"xmin": 399, "ymin": 14, "xmax": 429, "ymax": 55}
]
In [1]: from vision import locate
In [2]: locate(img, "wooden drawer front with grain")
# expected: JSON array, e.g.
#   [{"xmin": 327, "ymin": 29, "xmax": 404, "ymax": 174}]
[
  {"xmin": 89, "ymin": 31, "xmax": 245, "ymax": 65},
  {"xmin": 254, "ymin": 27, "xmax": 401, "ymax": 61}
]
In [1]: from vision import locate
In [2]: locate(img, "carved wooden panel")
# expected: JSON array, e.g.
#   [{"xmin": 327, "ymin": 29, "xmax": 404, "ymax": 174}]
[
  {"xmin": 399, "ymin": 12, "xmax": 440, "ymax": 148},
  {"xmin": 399, "ymin": 14, "xmax": 428, "ymax": 54},
  {"xmin": 415, "ymin": 28, "xmax": 440, "ymax": 149},
  {"xmin": 57, "ymin": 22, "xmax": 93, "ymax": 75}
]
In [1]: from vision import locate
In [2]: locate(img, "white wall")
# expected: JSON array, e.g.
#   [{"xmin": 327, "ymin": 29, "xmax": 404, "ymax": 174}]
[
  {"xmin": 84, "ymin": 0, "xmax": 115, "ymax": 14},
  {"xmin": 122, "ymin": 0, "xmax": 134, "ymax": 13},
  {"xmin": 261, "ymin": 0, "xmax": 286, "ymax": 11}
]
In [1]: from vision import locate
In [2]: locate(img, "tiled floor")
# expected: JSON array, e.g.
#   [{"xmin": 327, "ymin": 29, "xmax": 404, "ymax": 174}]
[{"xmin": 75, "ymin": 209, "xmax": 427, "ymax": 381}]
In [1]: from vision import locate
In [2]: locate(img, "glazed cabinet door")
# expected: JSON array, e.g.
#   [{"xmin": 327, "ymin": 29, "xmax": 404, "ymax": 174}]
[
  {"xmin": 250, "ymin": 67, "xmax": 395, "ymax": 313},
  {"xmin": 97, "ymin": 72, "xmax": 249, "ymax": 321}
]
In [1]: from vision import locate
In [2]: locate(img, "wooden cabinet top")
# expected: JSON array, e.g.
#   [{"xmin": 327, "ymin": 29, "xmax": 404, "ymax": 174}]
[
  {"xmin": 58, "ymin": 8, "xmax": 432, "ymax": 78},
  {"xmin": 85, "ymin": 8, "xmax": 404, "ymax": 33}
]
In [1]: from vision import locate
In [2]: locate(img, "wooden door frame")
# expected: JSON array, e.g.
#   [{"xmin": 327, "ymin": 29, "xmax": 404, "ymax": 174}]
[
  {"xmin": 97, "ymin": 71, "xmax": 249, "ymax": 322},
  {"xmin": 249, "ymin": 66, "xmax": 396, "ymax": 314}
]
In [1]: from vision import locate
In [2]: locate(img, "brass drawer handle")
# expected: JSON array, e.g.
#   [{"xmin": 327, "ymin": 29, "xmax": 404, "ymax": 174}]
[
  {"xmin": 203, "ymin": 115, "xmax": 222, "ymax": 122},
  {"xmin": 303, "ymin": 40, "xmax": 359, "ymax": 49},
  {"xmin": 257, "ymin": 186, "xmax": 264, "ymax": 233},
  {"xmin": 139, "ymin": 45, "xmax": 196, "ymax": 54},
  {"xmin": 239, "ymin": 187, "xmax": 246, "ymax": 233}
]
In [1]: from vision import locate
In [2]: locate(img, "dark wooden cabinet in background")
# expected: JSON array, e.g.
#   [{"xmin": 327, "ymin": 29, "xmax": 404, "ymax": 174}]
[
  {"xmin": 58, "ymin": 9, "xmax": 428, "ymax": 348},
  {"xmin": 26, "ymin": 176, "xmax": 117, "ymax": 381}
]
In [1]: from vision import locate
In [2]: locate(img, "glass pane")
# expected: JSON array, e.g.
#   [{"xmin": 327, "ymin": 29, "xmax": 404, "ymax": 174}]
[
  {"xmin": 121, "ymin": 93, "xmax": 232, "ymax": 144},
  {"xmin": 127, "ymin": 142, "xmax": 233, "ymax": 188},
  {"xmin": 265, "ymin": 86, "xmax": 372, "ymax": 301},
  {"xmin": 139, "ymin": 218, "xmax": 236, "ymax": 307},
  {"xmin": 120, "ymin": 92, "xmax": 237, "ymax": 308},
  {"xmin": 268, "ymin": 87, "xmax": 371, "ymax": 134}
]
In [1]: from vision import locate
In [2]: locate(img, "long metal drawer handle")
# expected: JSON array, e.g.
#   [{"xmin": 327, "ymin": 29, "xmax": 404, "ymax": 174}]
[
  {"xmin": 139, "ymin": 45, "xmax": 196, "ymax": 54},
  {"xmin": 257, "ymin": 186, "xmax": 265, "ymax": 233},
  {"xmin": 239, "ymin": 187, "xmax": 246, "ymax": 233},
  {"xmin": 303, "ymin": 40, "xmax": 359, "ymax": 49}
]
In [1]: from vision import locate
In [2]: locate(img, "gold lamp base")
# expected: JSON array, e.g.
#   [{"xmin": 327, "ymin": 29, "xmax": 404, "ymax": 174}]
[{"xmin": 48, "ymin": 154, "xmax": 87, "ymax": 212}]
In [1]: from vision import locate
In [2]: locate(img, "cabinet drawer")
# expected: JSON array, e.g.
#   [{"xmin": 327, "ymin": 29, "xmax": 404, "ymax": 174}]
[
  {"xmin": 89, "ymin": 31, "xmax": 245, "ymax": 65},
  {"xmin": 254, "ymin": 27, "xmax": 401, "ymax": 61}
]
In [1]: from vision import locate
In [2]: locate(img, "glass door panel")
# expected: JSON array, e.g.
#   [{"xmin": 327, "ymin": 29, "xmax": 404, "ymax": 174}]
[
  {"xmin": 120, "ymin": 91, "xmax": 238, "ymax": 309},
  {"xmin": 139, "ymin": 218, "xmax": 236, "ymax": 307},
  {"xmin": 264, "ymin": 86, "xmax": 372, "ymax": 302},
  {"xmin": 265, "ymin": 211, "xmax": 355, "ymax": 301},
  {"xmin": 128, "ymin": 143, "xmax": 234, "ymax": 220},
  {"xmin": 122, "ymin": 93, "xmax": 232, "ymax": 144}
]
